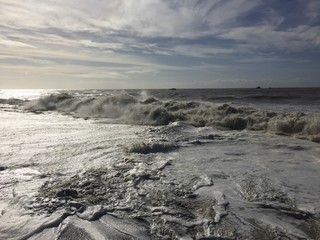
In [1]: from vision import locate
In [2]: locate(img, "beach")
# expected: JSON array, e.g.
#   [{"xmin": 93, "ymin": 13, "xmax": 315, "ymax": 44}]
[{"xmin": 0, "ymin": 88, "xmax": 320, "ymax": 239}]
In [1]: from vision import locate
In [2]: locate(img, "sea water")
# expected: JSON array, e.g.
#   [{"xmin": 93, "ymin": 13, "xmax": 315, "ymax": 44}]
[{"xmin": 0, "ymin": 88, "xmax": 320, "ymax": 239}]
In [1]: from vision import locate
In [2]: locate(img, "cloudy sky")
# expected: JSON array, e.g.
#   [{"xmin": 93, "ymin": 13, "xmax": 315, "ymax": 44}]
[{"xmin": 1, "ymin": 0, "xmax": 320, "ymax": 89}]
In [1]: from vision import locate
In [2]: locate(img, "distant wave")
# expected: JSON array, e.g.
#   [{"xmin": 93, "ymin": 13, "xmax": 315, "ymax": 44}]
[
  {"xmin": 146, "ymin": 88, "xmax": 320, "ymax": 103},
  {"xmin": 207, "ymin": 95, "xmax": 300, "ymax": 101},
  {"xmin": 22, "ymin": 92, "xmax": 320, "ymax": 143},
  {"xmin": 0, "ymin": 98, "xmax": 26, "ymax": 105},
  {"xmin": 246, "ymin": 95, "xmax": 300, "ymax": 100}
]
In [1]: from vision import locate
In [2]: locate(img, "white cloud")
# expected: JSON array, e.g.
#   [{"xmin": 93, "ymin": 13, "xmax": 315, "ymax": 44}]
[
  {"xmin": 0, "ymin": 54, "xmax": 53, "ymax": 64},
  {"xmin": 173, "ymin": 45, "xmax": 237, "ymax": 58},
  {"xmin": 0, "ymin": 0, "xmax": 261, "ymax": 38},
  {"xmin": 63, "ymin": 72, "xmax": 128, "ymax": 80},
  {"xmin": 2, "ymin": 0, "xmax": 317, "ymax": 55},
  {"xmin": 0, "ymin": 38, "xmax": 35, "ymax": 48},
  {"xmin": 79, "ymin": 40, "xmax": 124, "ymax": 50},
  {"xmin": 237, "ymin": 56, "xmax": 310, "ymax": 63},
  {"xmin": 220, "ymin": 25, "xmax": 320, "ymax": 51}
]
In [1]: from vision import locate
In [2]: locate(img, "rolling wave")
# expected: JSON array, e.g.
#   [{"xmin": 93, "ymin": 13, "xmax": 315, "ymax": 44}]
[{"xmin": 21, "ymin": 92, "xmax": 320, "ymax": 142}]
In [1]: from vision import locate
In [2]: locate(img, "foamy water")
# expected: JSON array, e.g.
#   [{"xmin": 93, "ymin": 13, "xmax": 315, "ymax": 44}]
[
  {"xmin": 19, "ymin": 89, "xmax": 320, "ymax": 142},
  {"xmin": 0, "ymin": 89, "xmax": 320, "ymax": 239}
]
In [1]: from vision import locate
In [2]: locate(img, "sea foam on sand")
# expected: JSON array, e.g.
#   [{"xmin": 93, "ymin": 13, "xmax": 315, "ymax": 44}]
[{"xmin": 1, "ymin": 90, "xmax": 320, "ymax": 239}]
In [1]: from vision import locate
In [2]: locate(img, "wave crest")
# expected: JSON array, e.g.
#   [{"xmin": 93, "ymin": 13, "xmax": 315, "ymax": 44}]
[
  {"xmin": 126, "ymin": 141, "xmax": 178, "ymax": 154},
  {"xmin": 23, "ymin": 92, "xmax": 320, "ymax": 142}
]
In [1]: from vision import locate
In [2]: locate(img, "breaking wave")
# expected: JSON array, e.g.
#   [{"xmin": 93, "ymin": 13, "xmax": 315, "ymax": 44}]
[
  {"xmin": 0, "ymin": 98, "xmax": 26, "ymax": 105},
  {"xmin": 126, "ymin": 141, "xmax": 178, "ymax": 154},
  {"xmin": 23, "ymin": 92, "xmax": 320, "ymax": 142}
]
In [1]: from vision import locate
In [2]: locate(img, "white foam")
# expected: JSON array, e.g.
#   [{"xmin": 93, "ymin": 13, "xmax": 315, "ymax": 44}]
[{"xmin": 1, "ymin": 95, "xmax": 320, "ymax": 239}]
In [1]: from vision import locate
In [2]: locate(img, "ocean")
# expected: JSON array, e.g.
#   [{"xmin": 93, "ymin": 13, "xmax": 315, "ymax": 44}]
[{"xmin": 0, "ymin": 88, "xmax": 320, "ymax": 239}]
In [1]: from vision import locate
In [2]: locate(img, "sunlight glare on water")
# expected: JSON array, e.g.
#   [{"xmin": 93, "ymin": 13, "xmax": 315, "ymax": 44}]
[{"xmin": 0, "ymin": 89, "xmax": 58, "ymax": 100}]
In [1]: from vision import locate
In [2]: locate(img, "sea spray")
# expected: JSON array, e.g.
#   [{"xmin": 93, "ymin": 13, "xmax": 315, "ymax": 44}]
[{"xmin": 23, "ymin": 92, "xmax": 320, "ymax": 142}]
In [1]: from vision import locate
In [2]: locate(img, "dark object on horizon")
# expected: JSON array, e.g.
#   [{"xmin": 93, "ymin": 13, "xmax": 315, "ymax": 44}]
[
  {"xmin": 256, "ymin": 86, "xmax": 261, "ymax": 89},
  {"xmin": 170, "ymin": 88, "xmax": 177, "ymax": 90}
]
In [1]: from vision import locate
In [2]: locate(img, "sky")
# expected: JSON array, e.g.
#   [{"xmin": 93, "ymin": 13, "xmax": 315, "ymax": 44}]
[{"xmin": 0, "ymin": 0, "xmax": 320, "ymax": 89}]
